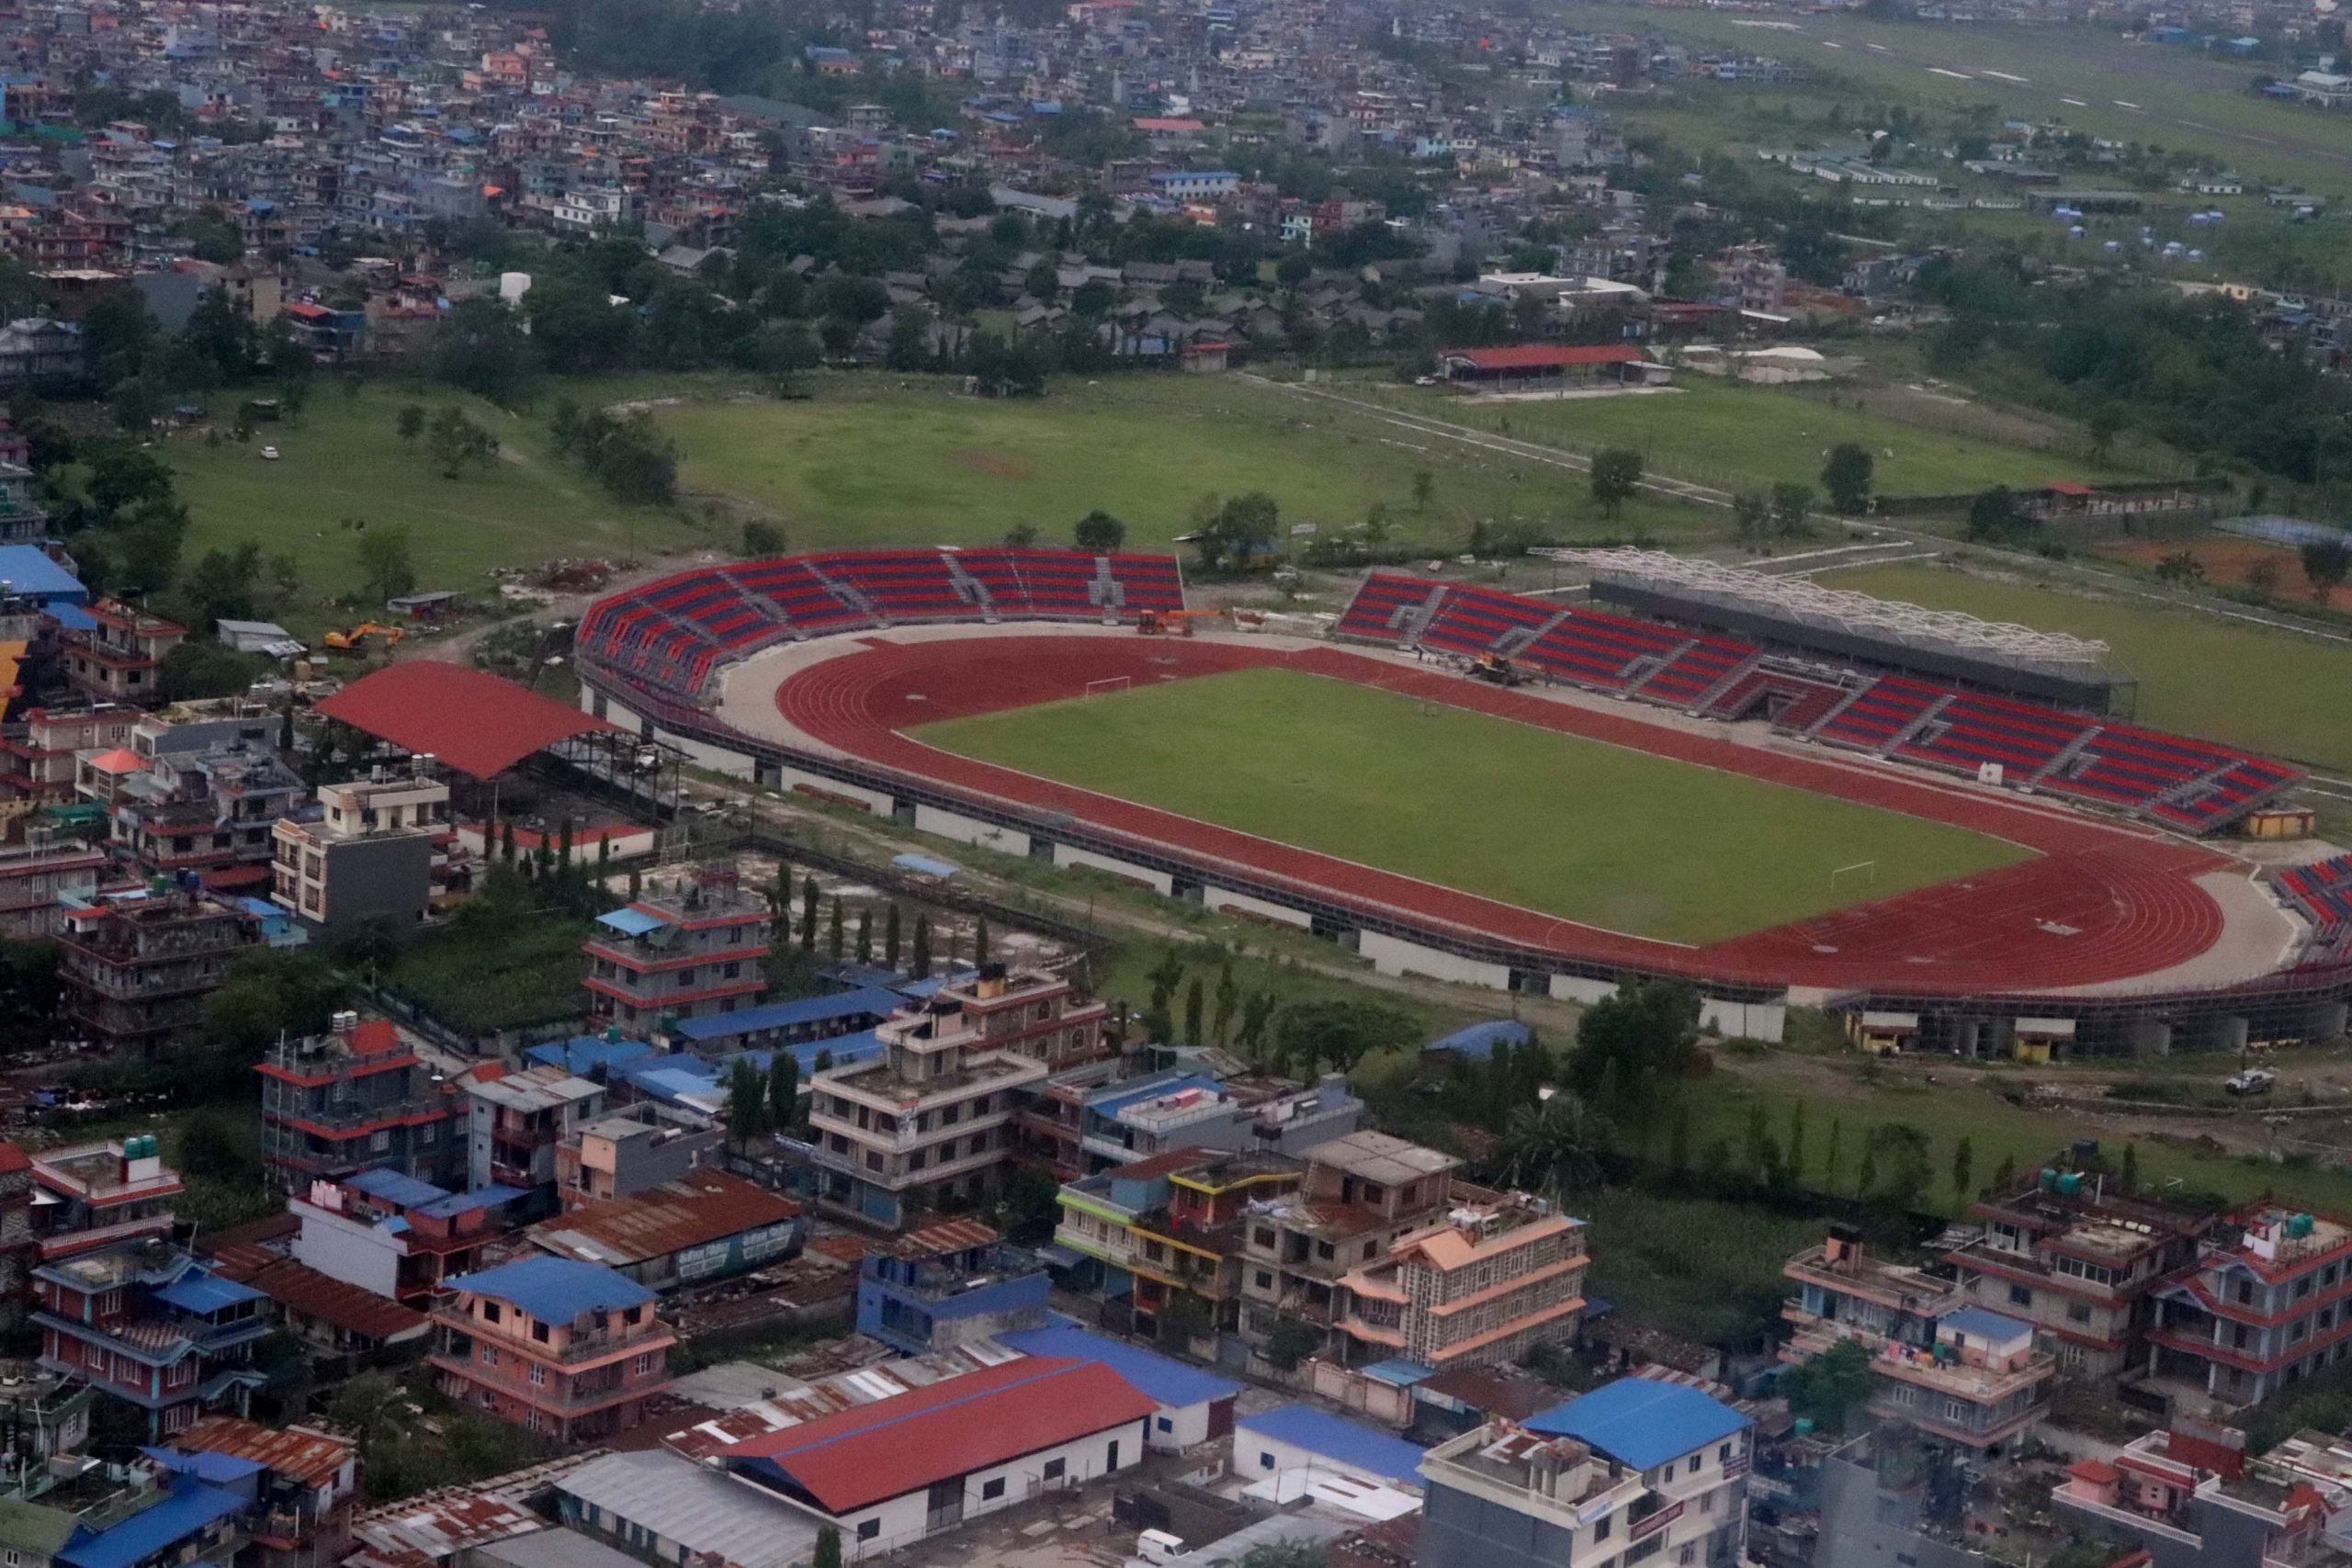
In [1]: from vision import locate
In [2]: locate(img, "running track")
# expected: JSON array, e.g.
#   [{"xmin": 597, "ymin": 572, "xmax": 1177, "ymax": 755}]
[{"xmin": 775, "ymin": 635, "xmax": 2231, "ymax": 996}]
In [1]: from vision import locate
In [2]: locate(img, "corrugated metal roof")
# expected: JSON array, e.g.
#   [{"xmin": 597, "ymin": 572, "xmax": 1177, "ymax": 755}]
[
  {"xmin": 1525, "ymin": 1377, "xmax": 1751, "ymax": 1472},
  {"xmin": 1236, "ymin": 1406, "xmax": 1429, "ymax": 1487},
  {"xmin": 528, "ymin": 1170, "xmax": 798, "ymax": 1269},
  {"xmin": 556, "ymin": 1451, "xmax": 813, "ymax": 1568}
]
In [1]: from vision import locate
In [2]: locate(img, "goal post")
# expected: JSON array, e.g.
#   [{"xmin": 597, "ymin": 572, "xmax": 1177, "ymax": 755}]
[
  {"xmin": 1083, "ymin": 676, "xmax": 1132, "ymax": 698},
  {"xmin": 1830, "ymin": 860, "xmax": 1878, "ymax": 895}
]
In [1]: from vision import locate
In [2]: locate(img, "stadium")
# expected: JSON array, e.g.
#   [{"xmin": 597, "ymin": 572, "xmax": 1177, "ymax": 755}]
[{"xmin": 573, "ymin": 548, "xmax": 2352, "ymax": 1056}]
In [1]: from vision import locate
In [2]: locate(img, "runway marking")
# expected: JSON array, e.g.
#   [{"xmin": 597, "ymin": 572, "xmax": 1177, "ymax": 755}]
[
  {"xmin": 1928, "ymin": 66, "xmax": 1973, "ymax": 78},
  {"xmin": 2062, "ymin": 96, "xmax": 2088, "ymax": 106},
  {"xmin": 1981, "ymin": 69, "xmax": 2030, "ymax": 82}
]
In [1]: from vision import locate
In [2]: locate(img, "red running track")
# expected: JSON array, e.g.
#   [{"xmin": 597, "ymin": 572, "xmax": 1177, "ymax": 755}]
[{"xmin": 775, "ymin": 636, "xmax": 2232, "ymax": 995}]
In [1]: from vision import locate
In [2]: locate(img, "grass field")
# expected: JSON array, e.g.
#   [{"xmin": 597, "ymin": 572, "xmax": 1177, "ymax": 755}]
[
  {"xmin": 1549, "ymin": 3, "xmax": 2352, "ymax": 198},
  {"xmin": 657, "ymin": 375, "xmax": 1718, "ymax": 549},
  {"xmin": 911, "ymin": 666, "xmax": 2030, "ymax": 944},
  {"xmin": 1819, "ymin": 561, "xmax": 2352, "ymax": 774},
  {"xmin": 1354, "ymin": 378, "xmax": 2151, "ymax": 498},
  {"xmin": 165, "ymin": 386, "xmax": 699, "ymax": 620}
]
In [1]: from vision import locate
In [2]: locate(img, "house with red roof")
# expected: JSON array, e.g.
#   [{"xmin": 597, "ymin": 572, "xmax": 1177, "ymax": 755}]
[
  {"xmin": 718, "ymin": 1356, "xmax": 1155, "ymax": 1556},
  {"xmin": 2055, "ymin": 1419, "xmax": 2335, "ymax": 1568}
]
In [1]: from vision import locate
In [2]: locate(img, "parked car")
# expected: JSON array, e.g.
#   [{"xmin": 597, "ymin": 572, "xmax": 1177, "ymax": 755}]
[
  {"xmin": 259, "ymin": 446, "xmax": 280, "ymax": 460},
  {"xmin": 2226, "ymin": 1069, "xmax": 2277, "ymax": 1096}
]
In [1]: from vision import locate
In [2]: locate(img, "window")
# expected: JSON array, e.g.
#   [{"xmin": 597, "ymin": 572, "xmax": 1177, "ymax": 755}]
[
  {"xmin": 1108, "ymin": 1440, "xmax": 1120, "ymax": 1469},
  {"xmin": 481, "ymin": 1347, "xmax": 500, "ymax": 1368},
  {"xmin": 1260, "ymin": 1450, "xmax": 1276, "ymax": 1471},
  {"xmin": 533, "ymin": 1321, "xmax": 550, "ymax": 1344},
  {"xmin": 858, "ymin": 1521, "xmax": 880, "ymax": 1541},
  {"xmin": 2067, "ymin": 1303, "xmax": 2093, "ymax": 1324},
  {"xmin": 982, "ymin": 1478, "xmax": 1006, "ymax": 1500},
  {"xmin": 1158, "ymin": 1416, "xmax": 1173, "ymax": 1433},
  {"xmin": 483, "ymin": 1302, "xmax": 502, "ymax": 1325},
  {"xmin": 1700, "ymin": 1488, "xmax": 1713, "ymax": 1514},
  {"xmin": 635, "ymin": 1352, "xmax": 659, "ymax": 1374},
  {"xmin": 2008, "ymin": 1285, "xmax": 2032, "ymax": 1307},
  {"xmin": 1594, "ymin": 1513, "xmax": 1612, "ymax": 1542},
  {"xmin": 1253, "ymin": 1227, "xmax": 1275, "ymax": 1249},
  {"xmin": 1044, "ymin": 1459, "xmax": 1066, "ymax": 1481},
  {"xmin": 1719, "ymin": 1442, "xmax": 1735, "ymax": 1463},
  {"xmin": 1254, "ymin": 1271, "xmax": 1273, "ymax": 1290},
  {"xmin": 1688, "ymin": 1455, "xmax": 1702, "ymax": 1475},
  {"xmin": 527, "ymin": 1362, "xmax": 547, "ymax": 1386}
]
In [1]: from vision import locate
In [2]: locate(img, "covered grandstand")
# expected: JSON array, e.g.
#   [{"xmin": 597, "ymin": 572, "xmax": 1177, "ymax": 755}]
[{"xmin": 1550, "ymin": 548, "xmax": 2124, "ymax": 712}]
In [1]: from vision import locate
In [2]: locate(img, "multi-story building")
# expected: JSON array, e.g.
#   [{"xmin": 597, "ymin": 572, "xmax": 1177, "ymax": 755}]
[
  {"xmin": 271, "ymin": 767, "xmax": 458, "ymax": 932},
  {"xmin": 460, "ymin": 1063, "xmax": 605, "ymax": 1218},
  {"xmin": 60, "ymin": 599, "xmax": 184, "ymax": 706},
  {"xmin": 582, "ymin": 869, "xmax": 769, "ymax": 1032},
  {"xmin": 1338, "ymin": 1194, "xmax": 1589, "ymax": 1370},
  {"xmin": 1056, "ymin": 1146, "xmax": 1302, "ymax": 1336},
  {"xmin": 1419, "ymin": 1377, "xmax": 1755, "ymax": 1568},
  {"xmin": 1073, "ymin": 1069, "xmax": 1362, "ymax": 1172},
  {"xmin": 257, "ymin": 1011, "xmax": 462, "ymax": 1191},
  {"xmin": 56, "ymin": 887, "xmax": 258, "ymax": 1054},
  {"xmin": 170, "ymin": 1416, "xmax": 360, "ymax": 1568},
  {"xmin": 2146, "ymin": 1207, "xmax": 2352, "ymax": 1407},
  {"xmin": 288, "ymin": 1168, "xmax": 515, "ymax": 1310},
  {"xmin": 0, "ymin": 704, "xmax": 135, "ymax": 801},
  {"xmin": 30, "ymin": 1136, "xmax": 184, "ymax": 1263},
  {"xmin": 1781, "ymin": 1226, "xmax": 2057, "ymax": 1452},
  {"xmin": 553, "ymin": 1110, "xmax": 720, "ymax": 1210},
  {"xmin": 1948, "ymin": 1152, "xmax": 2218, "ymax": 1379},
  {"xmin": 1237, "ymin": 1130, "xmax": 1462, "ymax": 1349},
  {"xmin": 33, "ymin": 1233, "xmax": 268, "ymax": 1435},
  {"xmin": 855, "ymin": 1217, "xmax": 1048, "ymax": 1356},
  {"xmin": 429, "ymin": 1256, "xmax": 677, "ymax": 1443},
  {"xmin": 2054, "ymin": 1419, "xmax": 2335, "ymax": 1568},
  {"xmin": 95, "ymin": 716, "xmax": 304, "ymax": 893},
  {"xmin": 0, "ymin": 829, "xmax": 105, "ymax": 939},
  {"xmin": 806, "ymin": 963, "xmax": 1109, "ymax": 1227}
]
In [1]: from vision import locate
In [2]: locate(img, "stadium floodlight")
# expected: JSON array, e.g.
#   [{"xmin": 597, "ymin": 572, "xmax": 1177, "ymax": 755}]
[{"xmin": 1534, "ymin": 547, "xmax": 2111, "ymax": 676}]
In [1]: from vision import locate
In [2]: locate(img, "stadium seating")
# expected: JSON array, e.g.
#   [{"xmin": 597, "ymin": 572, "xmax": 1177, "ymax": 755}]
[
  {"xmin": 1697, "ymin": 666, "xmax": 1851, "ymax": 732},
  {"xmin": 1894, "ymin": 691, "xmax": 2096, "ymax": 781},
  {"xmin": 574, "ymin": 548, "xmax": 1193, "ymax": 702},
  {"xmin": 1814, "ymin": 677, "xmax": 1946, "ymax": 753},
  {"xmin": 1336, "ymin": 573, "xmax": 1443, "ymax": 641},
  {"xmin": 2276, "ymin": 854, "xmax": 2352, "ymax": 937}
]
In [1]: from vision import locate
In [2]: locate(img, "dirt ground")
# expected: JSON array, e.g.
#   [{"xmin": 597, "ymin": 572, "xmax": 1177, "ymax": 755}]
[{"xmin": 2093, "ymin": 536, "xmax": 2350, "ymax": 612}]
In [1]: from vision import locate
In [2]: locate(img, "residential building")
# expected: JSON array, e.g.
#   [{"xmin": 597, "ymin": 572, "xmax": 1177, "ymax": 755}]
[
  {"xmin": 60, "ymin": 599, "xmax": 184, "ymax": 706},
  {"xmin": 460, "ymin": 1064, "xmax": 606, "ymax": 1218},
  {"xmin": 257, "ymin": 1012, "xmax": 462, "ymax": 1191},
  {"xmin": 1419, "ymin": 1378, "xmax": 1754, "ymax": 1568},
  {"xmin": 807, "ymin": 963, "xmax": 1109, "ymax": 1227},
  {"xmin": 528, "ymin": 1168, "xmax": 803, "ymax": 1291},
  {"xmin": 1806, "ymin": 1431, "xmax": 1989, "ymax": 1568},
  {"xmin": 33, "ymin": 1233, "xmax": 268, "ymax": 1436},
  {"xmin": 168, "ymin": 1416, "xmax": 360, "ymax": 1568},
  {"xmin": 856, "ymin": 1218, "xmax": 1048, "ymax": 1355},
  {"xmin": 2054, "ymin": 1418, "xmax": 2335, "ymax": 1568},
  {"xmin": 94, "ymin": 715, "xmax": 303, "ymax": 892},
  {"xmin": 661, "ymin": 985, "xmax": 903, "ymax": 1060},
  {"xmin": 1948, "ymin": 1151, "xmax": 2219, "ymax": 1378},
  {"xmin": 209, "ymin": 1250, "xmax": 432, "ymax": 1359},
  {"xmin": 1781, "ymin": 1225, "xmax": 2056, "ymax": 1452},
  {"xmin": 1236, "ymin": 1404, "xmax": 1432, "ymax": 1492},
  {"xmin": 30, "ymin": 1135, "xmax": 184, "ymax": 1261},
  {"xmin": 1075, "ymin": 1070, "xmax": 1362, "ymax": 1171},
  {"xmin": 2146, "ymin": 1207, "xmax": 2352, "ymax": 1407},
  {"xmin": 0, "ymin": 319, "xmax": 85, "ymax": 385},
  {"xmin": 56, "ymin": 887, "xmax": 258, "ymax": 1053},
  {"xmin": 1337, "ymin": 1194, "xmax": 1589, "ymax": 1371},
  {"xmin": 271, "ymin": 766, "xmax": 458, "ymax": 932},
  {"xmin": 288, "ymin": 1168, "xmax": 517, "ymax": 1310},
  {"xmin": 1238, "ymin": 1131, "xmax": 1462, "ymax": 1349},
  {"xmin": 720, "ymin": 1355, "xmax": 1154, "ymax": 1558},
  {"xmin": 1056, "ymin": 1146, "xmax": 1302, "ymax": 1336},
  {"xmin": 0, "ymin": 704, "xmax": 135, "ymax": 802},
  {"xmin": 554, "ymin": 1110, "xmax": 720, "ymax": 1209},
  {"xmin": 582, "ymin": 868, "xmax": 770, "ymax": 1032},
  {"xmin": 0, "ymin": 1139, "xmax": 36, "ymax": 1309},
  {"xmin": 0, "ymin": 829, "xmax": 104, "ymax": 940},
  {"xmin": 0, "ymin": 1463, "xmax": 248, "ymax": 1568},
  {"xmin": 429, "ymin": 1256, "xmax": 678, "ymax": 1443}
]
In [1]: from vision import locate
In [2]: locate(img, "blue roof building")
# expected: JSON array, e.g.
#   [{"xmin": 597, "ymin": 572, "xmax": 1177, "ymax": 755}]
[
  {"xmin": 1234, "ymin": 1405, "xmax": 1428, "ymax": 1488},
  {"xmin": 443, "ymin": 1256, "xmax": 655, "ymax": 1323},
  {"xmin": 1526, "ymin": 1378, "xmax": 1751, "ymax": 1472},
  {"xmin": 1000, "ymin": 1321, "xmax": 1240, "ymax": 1449},
  {"xmin": 54, "ymin": 1473, "xmax": 245, "ymax": 1568},
  {"xmin": 665, "ymin": 986, "xmax": 902, "ymax": 1055}
]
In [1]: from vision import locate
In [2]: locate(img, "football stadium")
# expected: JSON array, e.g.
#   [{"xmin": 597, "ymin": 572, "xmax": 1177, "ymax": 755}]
[{"xmin": 573, "ymin": 548, "xmax": 2352, "ymax": 1055}]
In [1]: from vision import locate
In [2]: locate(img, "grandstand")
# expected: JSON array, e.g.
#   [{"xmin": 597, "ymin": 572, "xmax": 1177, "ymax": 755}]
[
  {"xmin": 1550, "ymin": 548, "xmax": 2123, "ymax": 712},
  {"xmin": 577, "ymin": 548, "xmax": 1186, "ymax": 705},
  {"xmin": 1331, "ymin": 570, "xmax": 2302, "ymax": 836},
  {"xmin": 2278, "ymin": 855, "xmax": 2352, "ymax": 939}
]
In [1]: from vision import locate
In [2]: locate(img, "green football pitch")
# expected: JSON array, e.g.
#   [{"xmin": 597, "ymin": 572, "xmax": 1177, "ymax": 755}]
[{"xmin": 910, "ymin": 667, "xmax": 2030, "ymax": 945}]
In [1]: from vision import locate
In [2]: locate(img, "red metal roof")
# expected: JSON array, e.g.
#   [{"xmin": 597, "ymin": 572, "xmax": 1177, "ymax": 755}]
[
  {"xmin": 528, "ymin": 1169, "xmax": 800, "ymax": 1268},
  {"xmin": 220, "ymin": 1254, "xmax": 432, "ymax": 1345},
  {"xmin": 1442, "ymin": 344, "xmax": 1645, "ymax": 371},
  {"xmin": 729, "ymin": 1357, "xmax": 1155, "ymax": 1512},
  {"xmin": 313, "ymin": 662, "xmax": 621, "ymax": 781}
]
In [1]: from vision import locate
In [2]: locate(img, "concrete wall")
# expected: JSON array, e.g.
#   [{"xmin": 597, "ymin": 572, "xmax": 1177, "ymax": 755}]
[
  {"xmin": 911, "ymin": 803, "xmax": 1030, "ymax": 856},
  {"xmin": 288, "ymin": 1206, "xmax": 402, "ymax": 1299},
  {"xmin": 1359, "ymin": 931, "xmax": 1511, "ymax": 990},
  {"xmin": 1549, "ymin": 975, "xmax": 1619, "ymax": 1005},
  {"xmin": 777, "ymin": 763, "xmax": 891, "ymax": 814},
  {"xmin": 1702, "ymin": 997, "xmax": 1785, "ymax": 1044},
  {"xmin": 1202, "ymin": 886, "xmax": 1314, "ymax": 930},
  {"xmin": 1053, "ymin": 844, "xmax": 1174, "ymax": 894},
  {"xmin": 1146, "ymin": 1395, "xmax": 1220, "ymax": 1452}
]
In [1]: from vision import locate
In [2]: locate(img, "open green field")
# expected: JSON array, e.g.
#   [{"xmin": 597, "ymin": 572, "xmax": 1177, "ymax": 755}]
[
  {"xmin": 164, "ymin": 386, "xmax": 699, "ymax": 615},
  {"xmin": 911, "ymin": 666, "xmax": 2030, "ymax": 944},
  {"xmin": 656, "ymin": 375, "xmax": 1716, "ymax": 549},
  {"xmin": 1550, "ymin": 3, "xmax": 2352, "ymax": 198},
  {"xmin": 1819, "ymin": 561, "xmax": 2352, "ymax": 773},
  {"xmin": 1357, "ymin": 378, "xmax": 2150, "ymax": 498}
]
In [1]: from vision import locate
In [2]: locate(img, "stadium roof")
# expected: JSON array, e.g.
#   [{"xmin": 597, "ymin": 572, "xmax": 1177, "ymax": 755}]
[
  {"xmin": 443, "ymin": 1257, "xmax": 655, "ymax": 1322},
  {"xmin": 999, "ymin": 1322, "xmax": 1243, "ymax": 1409},
  {"xmin": 313, "ymin": 662, "xmax": 621, "ymax": 780},
  {"xmin": 729, "ymin": 1357, "xmax": 1155, "ymax": 1512},
  {"xmin": 1236, "ymin": 1406, "xmax": 1430, "ymax": 1486},
  {"xmin": 1525, "ymin": 1378, "xmax": 1750, "ymax": 1472}
]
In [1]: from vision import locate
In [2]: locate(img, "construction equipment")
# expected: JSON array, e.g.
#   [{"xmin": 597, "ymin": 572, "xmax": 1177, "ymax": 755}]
[
  {"xmin": 1137, "ymin": 610, "xmax": 1221, "ymax": 637},
  {"xmin": 323, "ymin": 622, "xmax": 408, "ymax": 653},
  {"xmin": 1471, "ymin": 651, "xmax": 1524, "ymax": 687}
]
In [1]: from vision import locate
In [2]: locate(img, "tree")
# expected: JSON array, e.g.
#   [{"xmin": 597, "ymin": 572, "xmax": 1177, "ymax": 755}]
[
  {"xmin": 1825, "ymin": 1118, "xmax": 1843, "ymax": 1189},
  {"xmin": 973, "ymin": 919, "xmax": 989, "ymax": 964},
  {"xmin": 886, "ymin": 903, "xmax": 903, "ymax": 969},
  {"xmin": 742, "ymin": 519, "xmax": 786, "ymax": 557},
  {"xmin": 767, "ymin": 1054, "xmax": 801, "ymax": 1133},
  {"xmin": 910, "ymin": 914, "xmax": 933, "ymax": 979},
  {"xmin": 2154, "ymin": 550, "xmax": 2206, "ymax": 585},
  {"xmin": 1498, "ymin": 1095, "xmax": 1612, "ymax": 1192},
  {"xmin": 2301, "ymin": 536, "xmax": 2352, "ymax": 602},
  {"xmin": 1411, "ymin": 468, "xmax": 1435, "ymax": 513},
  {"xmin": 1861, "ymin": 1122, "xmax": 1932, "ymax": 1210},
  {"xmin": 396, "ymin": 403, "xmax": 425, "ymax": 448},
  {"xmin": 1197, "ymin": 491, "xmax": 1280, "ymax": 570},
  {"xmin": 1787, "ymin": 1101, "xmax": 1807, "ymax": 1181},
  {"xmin": 1263, "ymin": 1319, "xmax": 1321, "ymax": 1371},
  {"xmin": 1770, "ymin": 482, "xmax": 1814, "ymax": 537},
  {"xmin": 1272, "ymin": 999, "xmax": 1419, "ymax": 1076},
  {"xmin": 1004, "ymin": 523, "xmax": 1039, "ymax": 547},
  {"xmin": 1951, "ymin": 1135, "xmax": 1975, "ymax": 1204},
  {"xmin": 1967, "ymin": 486, "xmax": 2022, "ymax": 541},
  {"xmin": 426, "ymin": 406, "xmax": 498, "ymax": 479},
  {"xmin": 1731, "ymin": 491, "xmax": 1772, "ymax": 544},
  {"xmin": 2120, "ymin": 1142, "xmax": 2140, "ymax": 1192},
  {"xmin": 799, "ymin": 875, "xmax": 819, "ymax": 953},
  {"xmin": 355, "ymin": 525, "xmax": 418, "ymax": 605},
  {"xmin": 1236, "ymin": 989, "xmax": 1277, "ymax": 1054},
  {"xmin": 2086, "ymin": 405, "xmax": 2122, "ymax": 463},
  {"xmin": 813, "ymin": 1524, "xmax": 843, "ymax": 1568},
  {"xmin": 997, "ymin": 1161, "xmax": 1061, "ymax": 1246},
  {"xmin": 1211, "ymin": 963, "xmax": 1239, "ymax": 1046},
  {"xmin": 1990, "ymin": 1152, "xmax": 2017, "ymax": 1195},
  {"xmin": 856, "ymin": 908, "xmax": 873, "ymax": 964},
  {"xmin": 827, "ymin": 897, "xmax": 844, "ymax": 959},
  {"xmin": 1589, "ymin": 447, "xmax": 1643, "ymax": 519},
  {"xmin": 1566, "ymin": 981, "xmax": 1704, "ymax": 1126},
  {"xmin": 1820, "ymin": 443, "xmax": 1875, "ymax": 513},
  {"xmin": 1182, "ymin": 975, "xmax": 1205, "ymax": 1047},
  {"xmin": 1074, "ymin": 510, "xmax": 1126, "ymax": 550},
  {"xmin": 432, "ymin": 296, "xmax": 536, "ymax": 404},
  {"xmin": 2247, "ymin": 557, "xmax": 2282, "ymax": 599},
  {"xmin": 1783, "ymin": 1339, "xmax": 1875, "ymax": 1431},
  {"xmin": 158, "ymin": 641, "xmax": 264, "ymax": 702},
  {"xmin": 725, "ymin": 1057, "xmax": 768, "ymax": 1150}
]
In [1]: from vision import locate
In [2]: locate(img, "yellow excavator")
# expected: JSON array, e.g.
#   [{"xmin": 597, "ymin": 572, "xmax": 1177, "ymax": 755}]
[{"xmin": 324, "ymin": 622, "xmax": 407, "ymax": 653}]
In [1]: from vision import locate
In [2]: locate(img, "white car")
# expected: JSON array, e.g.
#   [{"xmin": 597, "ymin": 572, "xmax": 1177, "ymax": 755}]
[
  {"xmin": 2226, "ymin": 1069, "xmax": 2277, "ymax": 1096},
  {"xmin": 258, "ymin": 446, "xmax": 280, "ymax": 460}
]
